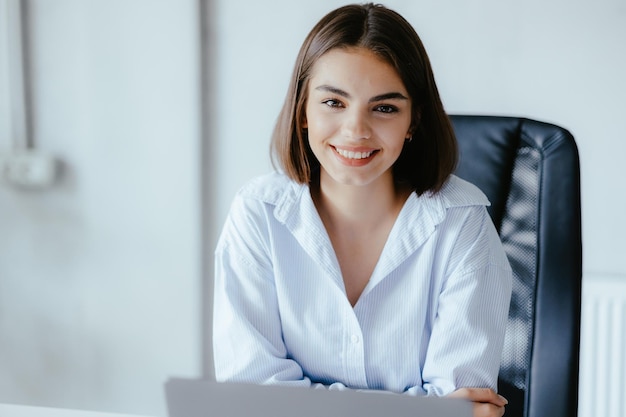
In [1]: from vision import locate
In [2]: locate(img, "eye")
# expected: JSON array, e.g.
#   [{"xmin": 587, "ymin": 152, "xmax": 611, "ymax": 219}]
[
  {"xmin": 374, "ymin": 104, "xmax": 398, "ymax": 114},
  {"xmin": 322, "ymin": 99, "xmax": 344, "ymax": 108}
]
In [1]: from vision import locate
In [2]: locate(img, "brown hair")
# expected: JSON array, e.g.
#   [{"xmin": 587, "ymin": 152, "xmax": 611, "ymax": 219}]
[{"xmin": 270, "ymin": 3, "xmax": 457, "ymax": 195}]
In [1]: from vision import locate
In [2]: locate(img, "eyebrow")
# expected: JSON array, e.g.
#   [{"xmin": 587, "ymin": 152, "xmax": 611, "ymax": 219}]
[{"xmin": 314, "ymin": 85, "xmax": 409, "ymax": 102}]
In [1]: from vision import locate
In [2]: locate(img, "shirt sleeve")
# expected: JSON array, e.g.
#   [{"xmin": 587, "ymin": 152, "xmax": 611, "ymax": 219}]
[
  {"xmin": 420, "ymin": 205, "xmax": 513, "ymax": 396},
  {"xmin": 213, "ymin": 194, "xmax": 313, "ymax": 385}
]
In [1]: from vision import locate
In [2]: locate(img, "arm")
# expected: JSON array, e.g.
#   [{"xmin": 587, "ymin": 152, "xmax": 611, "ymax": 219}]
[
  {"xmin": 426, "ymin": 207, "xmax": 512, "ymax": 416},
  {"xmin": 212, "ymin": 195, "xmax": 309, "ymax": 385},
  {"xmin": 213, "ymin": 246, "xmax": 307, "ymax": 384},
  {"xmin": 422, "ymin": 207, "xmax": 512, "ymax": 395}
]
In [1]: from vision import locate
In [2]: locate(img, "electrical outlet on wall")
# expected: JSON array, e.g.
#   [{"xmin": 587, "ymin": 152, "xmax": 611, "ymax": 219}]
[{"xmin": 0, "ymin": 150, "xmax": 58, "ymax": 188}]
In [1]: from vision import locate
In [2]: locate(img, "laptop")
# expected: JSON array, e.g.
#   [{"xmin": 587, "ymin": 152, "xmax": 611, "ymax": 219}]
[{"xmin": 165, "ymin": 378, "xmax": 471, "ymax": 417}]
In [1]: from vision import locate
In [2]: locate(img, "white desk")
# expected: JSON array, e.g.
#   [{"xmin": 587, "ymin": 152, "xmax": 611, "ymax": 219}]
[{"xmin": 0, "ymin": 403, "xmax": 154, "ymax": 417}]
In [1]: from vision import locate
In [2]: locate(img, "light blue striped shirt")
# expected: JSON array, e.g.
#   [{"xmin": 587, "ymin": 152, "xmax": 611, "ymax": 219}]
[{"xmin": 213, "ymin": 172, "xmax": 512, "ymax": 396}]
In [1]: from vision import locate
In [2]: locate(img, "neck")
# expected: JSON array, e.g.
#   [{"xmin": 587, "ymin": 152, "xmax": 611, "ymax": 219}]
[{"xmin": 312, "ymin": 171, "xmax": 410, "ymax": 232}]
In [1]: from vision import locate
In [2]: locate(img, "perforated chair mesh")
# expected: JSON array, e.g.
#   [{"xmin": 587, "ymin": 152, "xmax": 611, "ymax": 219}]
[{"xmin": 498, "ymin": 146, "xmax": 539, "ymax": 391}]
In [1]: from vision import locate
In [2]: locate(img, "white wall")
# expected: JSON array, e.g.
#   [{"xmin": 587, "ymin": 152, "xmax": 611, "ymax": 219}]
[{"xmin": 0, "ymin": 0, "xmax": 201, "ymax": 415}]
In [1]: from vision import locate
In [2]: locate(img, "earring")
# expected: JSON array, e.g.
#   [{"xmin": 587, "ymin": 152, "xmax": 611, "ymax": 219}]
[{"xmin": 406, "ymin": 135, "xmax": 413, "ymax": 143}]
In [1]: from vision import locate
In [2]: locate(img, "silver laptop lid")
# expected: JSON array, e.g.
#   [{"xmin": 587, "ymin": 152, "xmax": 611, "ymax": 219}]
[{"xmin": 165, "ymin": 378, "xmax": 471, "ymax": 417}]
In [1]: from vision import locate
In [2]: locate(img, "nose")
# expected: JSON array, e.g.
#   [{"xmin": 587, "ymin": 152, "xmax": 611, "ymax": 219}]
[{"xmin": 341, "ymin": 109, "xmax": 372, "ymax": 140}]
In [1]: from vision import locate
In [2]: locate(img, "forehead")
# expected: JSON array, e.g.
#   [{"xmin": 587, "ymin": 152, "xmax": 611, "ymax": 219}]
[{"xmin": 308, "ymin": 47, "xmax": 407, "ymax": 95}]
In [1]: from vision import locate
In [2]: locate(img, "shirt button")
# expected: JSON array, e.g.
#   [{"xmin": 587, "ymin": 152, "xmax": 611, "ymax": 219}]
[{"xmin": 350, "ymin": 335, "xmax": 360, "ymax": 344}]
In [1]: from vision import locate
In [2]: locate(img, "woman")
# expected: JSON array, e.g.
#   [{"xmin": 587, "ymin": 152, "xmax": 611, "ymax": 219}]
[{"xmin": 213, "ymin": 4, "xmax": 512, "ymax": 417}]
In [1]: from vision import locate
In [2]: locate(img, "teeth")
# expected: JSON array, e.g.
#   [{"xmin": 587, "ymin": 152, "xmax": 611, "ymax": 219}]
[{"xmin": 335, "ymin": 148, "xmax": 374, "ymax": 159}]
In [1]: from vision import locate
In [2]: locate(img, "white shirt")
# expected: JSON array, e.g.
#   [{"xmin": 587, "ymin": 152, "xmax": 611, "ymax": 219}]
[{"xmin": 213, "ymin": 172, "xmax": 512, "ymax": 396}]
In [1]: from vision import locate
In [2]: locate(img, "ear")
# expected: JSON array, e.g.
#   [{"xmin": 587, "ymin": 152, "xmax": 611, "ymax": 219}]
[
  {"xmin": 406, "ymin": 126, "xmax": 414, "ymax": 140},
  {"xmin": 408, "ymin": 109, "xmax": 422, "ymax": 137}
]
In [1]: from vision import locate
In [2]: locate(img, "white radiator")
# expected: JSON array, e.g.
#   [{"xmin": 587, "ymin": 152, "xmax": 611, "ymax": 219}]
[{"xmin": 578, "ymin": 275, "xmax": 626, "ymax": 417}]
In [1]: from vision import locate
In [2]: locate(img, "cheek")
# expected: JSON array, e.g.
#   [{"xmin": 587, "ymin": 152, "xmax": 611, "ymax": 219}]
[
  {"xmin": 306, "ymin": 111, "xmax": 336, "ymax": 141},
  {"xmin": 377, "ymin": 122, "xmax": 411, "ymax": 147}
]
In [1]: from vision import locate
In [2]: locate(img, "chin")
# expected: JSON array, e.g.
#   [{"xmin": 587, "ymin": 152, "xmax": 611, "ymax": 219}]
[{"xmin": 327, "ymin": 172, "xmax": 385, "ymax": 188}]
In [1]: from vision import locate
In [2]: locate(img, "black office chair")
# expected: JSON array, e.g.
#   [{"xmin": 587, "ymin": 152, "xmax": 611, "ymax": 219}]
[{"xmin": 450, "ymin": 115, "xmax": 582, "ymax": 417}]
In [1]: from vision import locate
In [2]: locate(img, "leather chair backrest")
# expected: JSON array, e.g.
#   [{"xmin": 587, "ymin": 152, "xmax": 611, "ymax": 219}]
[{"xmin": 450, "ymin": 115, "xmax": 582, "ymax": 417}]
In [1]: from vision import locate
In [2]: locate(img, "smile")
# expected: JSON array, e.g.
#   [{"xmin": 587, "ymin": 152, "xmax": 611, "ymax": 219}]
[{"xmin": 333, "ymin": 147, "xmax": 377, "ymax": 160}]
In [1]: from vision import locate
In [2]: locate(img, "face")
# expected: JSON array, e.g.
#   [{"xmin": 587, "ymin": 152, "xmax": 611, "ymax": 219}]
[{"xmin": 304, "ymin": 47, "xmax": 412, "ymax": 190}]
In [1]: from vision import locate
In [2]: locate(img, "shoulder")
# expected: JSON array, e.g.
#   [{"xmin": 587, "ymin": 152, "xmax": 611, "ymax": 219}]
[
  {"xmin": 404, "ymin": 175, "xmax": 491, "ymax": 239},
  {"xmin": 434, "ymin": 177, "xmax": 511, "ymax": 271},
  {"xmin": 218, "ymin": 172, "xmax": 302, "ymax": 251},
  {"xmin": 434, "ymin": 175, "xmax": 490, "ymax": 209},
  {"xmin": 236, "ymin": 171, "xmax": 304, "ymax": 206},
  {"xmin": 226, "ymin": 171, "xmax": 307, "ymax": 226}
]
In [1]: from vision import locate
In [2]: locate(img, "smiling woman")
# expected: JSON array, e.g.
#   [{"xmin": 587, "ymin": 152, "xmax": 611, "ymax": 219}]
[
  {"xmin": 304, "ymin": 48, "xmax": 412, "ymax": 188},
  {"xmin": 212, "ymin": 4, "xmax": 512, "ymax": 417}
]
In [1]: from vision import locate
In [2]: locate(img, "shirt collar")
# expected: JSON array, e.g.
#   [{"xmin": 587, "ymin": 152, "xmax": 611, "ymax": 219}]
[{"xmin": 253, "ymin": 172, "xmax": 490, "ymax": 287}]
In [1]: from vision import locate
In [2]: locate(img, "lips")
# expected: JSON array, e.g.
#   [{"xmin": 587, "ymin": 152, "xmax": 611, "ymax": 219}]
[
  {"xmin": 334, "ymin": 148, "xmax": 373, "ymax": 160},
  {"xmin": 332, "ymin": 145, "xmax": 379, "ymax": 161}
]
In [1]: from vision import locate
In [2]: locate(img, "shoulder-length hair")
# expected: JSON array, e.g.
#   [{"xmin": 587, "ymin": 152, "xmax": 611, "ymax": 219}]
[{"xmin": 270, "ymin": 3, "xmax": 457, "ymax": 195}]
